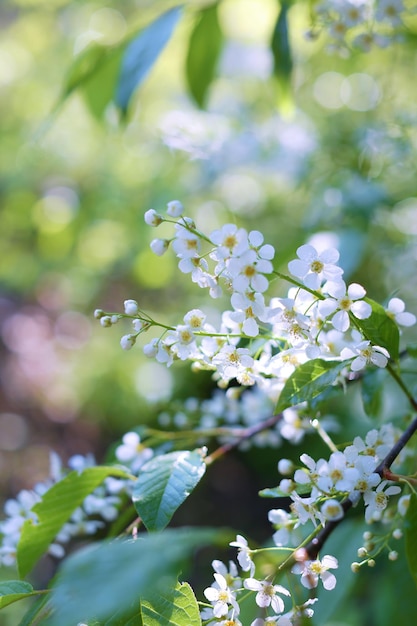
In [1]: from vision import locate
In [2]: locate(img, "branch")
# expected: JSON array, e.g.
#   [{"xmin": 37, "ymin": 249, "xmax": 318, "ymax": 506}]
[
  {"xmin": 205, "ymin": 413, "xmax": 283, "ymax": 465},
  {"xmin": 305, "ymin": 412, "xmax": 417, "ymax": 560}
]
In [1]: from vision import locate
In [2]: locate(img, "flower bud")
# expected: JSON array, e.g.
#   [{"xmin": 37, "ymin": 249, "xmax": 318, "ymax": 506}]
[
  {"xmin": 150, "ymin": 238, "xmax": 169, "ymax": 256},
  {"xmin": 124, "ymin": 299, "xmax": 139, "ymax": 315},
  {"xmin": 144, "ymin": 209, "xmax": 163, "ymax": 226},
  {"xmin": 166, "ymin": 200, "xmax": 184, "ymax": 217},
  {"xmin": 278, "ymin": 459, "xmax": 294, "ymax": 475},
  {"xmin": 120, "ymin": 334, "xmax": 136, "ymax": 350},
  {"xmin": 392, "ymin": 528, "xmax": 402, "ymax": 540}
]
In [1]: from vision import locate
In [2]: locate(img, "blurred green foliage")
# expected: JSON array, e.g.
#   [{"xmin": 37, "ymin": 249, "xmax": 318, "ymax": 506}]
[{"xmin": 1, "ymin": 1, "xmax": 417, "ymax": 622}]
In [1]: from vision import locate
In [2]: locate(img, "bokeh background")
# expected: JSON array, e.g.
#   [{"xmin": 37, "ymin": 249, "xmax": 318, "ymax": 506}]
[{"xmin": 1, "ymin": 0, "xmax": 417, "ymax": 623}]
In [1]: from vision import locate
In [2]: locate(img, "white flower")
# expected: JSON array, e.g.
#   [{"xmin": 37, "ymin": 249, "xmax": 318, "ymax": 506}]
[
  {"xmin": 279, "ymin": 409, "xmax": 313, "ymax": 444},
  {"xmin": 166, "ymin": 200, "xmax": 184, "ymax": 217},
  {"xmin": 375, "ymin": 0, "xmax": 404, "ymax": 25},
  {"xmin": 321, "ymin": 499, "xmax": 344, "ymax": 521},
  {"xmin": 268, "ymin": 508, "xmax": 299, "ymax": 547},
  {"xmin": 229, "ymin": 534, "xmax": 255, "ymax": 576},
  {"xmin": 210, "ymin": 224, "xmax": 249, "ymax": 260},
  {"xmin": 228, "ymin": 249, "xmax": 273, "ymax": 294},
  {"xmin": 213, "ymin": 345, "xmax": 254, "ymax": 382},
  {"xmin": 144, "ymin": 209, "xmax": 163, "ymax": 226},
  {"xmin": 229, "ymin": 291, "xmax": 267, "ymax": 337},
  {"xmin": 319, "ymin": 281, "xmax": 372, "ymax": 331},
  {"xmin": 386, "ymin": 297, "xmax": 416, "ymax": 327},
  {"xmin": 363, "ymin": 481, "xmax": 401, "ymax": 523},
  {"xmin": 244, "ymin": 578, "xmax": 290, "ymax": 614},
  {"xmin": 341, "ymin": 341, "xmax": 389, "ymax": 371},
  {"xmin": 248, "ymin": 230, "xmax": 275, "ymax": 261},
  {"xmin": 252, "ymin": 618, "xmax": 292, "ymax": 626},
  {"xmin": 204, "ymin": 573, "xmax": 239, "ymax": 618},
  {"xmin": 212, "ymin": 559, "xmax": 241, "ymax": 590},
  {"xmin": 398, "ymin": 494, "xmax": 411, "ymax": 517},
  {"xmin": 292, "ymin": 554, "xmax": 338, "ymax": 590},
  {"xmin": 172, "ymin": 222, "xmax": 201, "ymax": 258},
  {"xmin": 183, "ymin": 308, "xmax": 206, "ymax": 330},
  {"xmin": 353, "ymin": 31, "xmax": 390, "ymax": 51},
  {"xmin": 115, "ymin": 431, "xmax": 153, "ymax": 473},
  {"xmin": 288, "ymin": 244, "xmax": 343, "ymax": 290}
]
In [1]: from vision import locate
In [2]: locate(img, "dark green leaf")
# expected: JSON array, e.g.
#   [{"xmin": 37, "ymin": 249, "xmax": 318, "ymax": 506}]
[
  {"xmin": 139, "ymin": 581, "xmax": 201, "ymax": 625},
  {"xmin": 17, "ymin": 466, "xmax": 129, "ymax": 579},
  {"xmin": 270, "ymin": 0, "xmax": 293, "ymax": 110},
  {"xmin": 48, "ymin": 528, "xmax": 217, "ymax": 626},
  {"xmin": 185, "ymin": 4, "xmax": 223, "ymax": 108},
  {"xmin": 355, "ymin": 298, "xmax": 400, "ymax": 360},
  {"xmin": 404, "ymin": 491, "xmax": 417, "ymax": 588},
  {"xmin": 276, "ymin": 359, "xmax": 347, "ymax": 412},
  {"xmin": 115, "ymin": 7, "xmax": 182, "ymax": 115},
  {"xmin": 0, "ymin": 581, "xmax": 36, "ymax": 609},
  {"xmin": 132, "ymin": 449, "xmax": 206, "ymax": 531},
  {"xmin": 271, "ymin": 1, "xmax": 293, "ymax": 80},
  {"xmin": 361, "ymin": 367, "xmax": 386, "ymax": 419}
]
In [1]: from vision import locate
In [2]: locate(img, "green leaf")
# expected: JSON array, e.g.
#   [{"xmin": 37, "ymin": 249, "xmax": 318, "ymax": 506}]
[
  {"xmin": 406, "ymin": 342, "xmax": 417, "ymax": 358},
  {"xmin": 185, "ymin": 3, "xmax": 223, "ymax": 108},
  {"xmin": 361, "ymin": 367, "xmax": 386, "ymax": 419},
  {"xmin": 259, "ymin": 483, "xmax": 310, "ymax": 498},
  {"xmin": 355, "ymin": 298, "xmax": 400, "ymax": 360},
  {"xmin": 276, "ymin": 359, "xmax": 347, "ymax": 412},
  {"xmin": 115, "ymin": 6, "xmax": 183, "ymax": 115},
  {"xmin": 139, "ymin": 581, "xmax": 201, "ymax": 625},
  {"xmin": 270, "ymin": 1, "xmax": 293, "ymax": 111},
  {"xmin": 17, "ymin": 593, "xmax": 52, "ymax": 626},
  {"xmin": 60, "ymin": 42, "xmax": 120, "ymax": 100},
  {"xmin": 17, "ymin": 466, "xmax": 129, "ymax": 579},
  {"xmin": 404, "ymin": 491, "xmax": 417, "ymax": 588},
  {"xmin": 132, "ymin": 449, "xmax": 206, "ymax": 531},
  {"xmin": 0, "ymin": 581, "xmax": 37, "ymax": 609},
  {"xmin": 48, "ymin": 528, "xmax": 217, "ymax": 626},
  {"xmin": 82, "ymin": 46, "xmax": 125, "ymax": 120}
]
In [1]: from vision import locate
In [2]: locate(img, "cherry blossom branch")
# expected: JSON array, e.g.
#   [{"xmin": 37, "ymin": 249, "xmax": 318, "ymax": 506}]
[
  {"xmin": 304, "ymin": 411, "xmax": 417, "ymax": 560},
  {"xmin": 376, "ymin": 412, "xmax": 417, "ymax": 476}
]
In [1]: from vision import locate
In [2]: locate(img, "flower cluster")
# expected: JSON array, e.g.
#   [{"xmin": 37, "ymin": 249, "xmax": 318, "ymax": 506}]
[
  {"xmin": 201, "ymin": 532, "xmax": 326, "ymax": 625},
  {"xmin": 268, "ymin": 422, "xmax": 406, "ymax": 553},
  {"xmin": 308, "ymin": 0, "xmax": 413, "ymax": 53},
  {"xmin": 91, "ymin": 205, "xmax": 417, "ymax": 622},
  {"xmin": 0, "ymin": 439, "xmax": 154, "ymax": 568},
  {"xmin": 96, "ymin": 203, "xmax": 415, "ymax": 408}
]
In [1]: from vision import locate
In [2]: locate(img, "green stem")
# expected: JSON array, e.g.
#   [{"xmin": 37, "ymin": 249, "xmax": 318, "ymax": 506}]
[
  {"xmin": 386, "ymin": 363, "xmax": 417, "ymax": 411},
  {"xmin": 273, "ymin": 271, "xmax": 325, "ymax": 300}
]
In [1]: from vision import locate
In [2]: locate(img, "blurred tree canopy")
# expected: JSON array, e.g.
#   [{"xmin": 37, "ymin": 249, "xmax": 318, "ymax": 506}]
[{"xmin": 1, "ymin": 1, "xmax": 417, "ymax": 621}]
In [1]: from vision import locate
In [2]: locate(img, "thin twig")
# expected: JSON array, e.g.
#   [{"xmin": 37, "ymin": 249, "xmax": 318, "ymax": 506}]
[{"xmin": 205, "ymin": 413, "xmax": 283, "ymax": 465}]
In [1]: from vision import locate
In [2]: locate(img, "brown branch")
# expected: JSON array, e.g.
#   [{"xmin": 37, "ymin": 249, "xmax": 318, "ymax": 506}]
[{"xmin": 205, "ymin": 413, "xmax": 283, "ymax": 465}]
